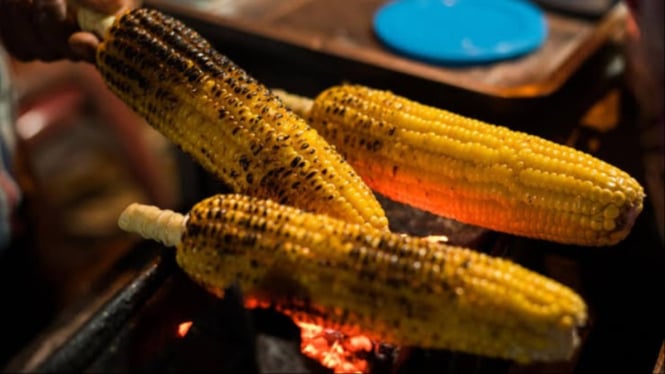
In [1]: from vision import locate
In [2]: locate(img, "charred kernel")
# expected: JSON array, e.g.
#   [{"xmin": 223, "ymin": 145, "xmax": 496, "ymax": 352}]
[
  {"xmin": 369, "ymin": 140, "xmax": 382, "ymax": 151},
  {"xmin": 239, "ymin": 155, "xmax": 250, "ymax": 171},
  {"xmin": 290, "ymin": 156, "xmax": 302, "ymax": 168},
  {"xmin": 251, "ymin": 145, "xmax": 264, "ymax": 156}
]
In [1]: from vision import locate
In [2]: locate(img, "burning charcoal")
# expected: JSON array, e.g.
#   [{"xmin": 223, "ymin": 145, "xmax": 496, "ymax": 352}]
[
  {"xmin": 250, "ymin": 307, "xmax": 302, "ymax": 343},
  {"xmin": 146, "ymin": 283, "xmax": 260, "ymax": 373},
  {"xmin": 256, "ymin": 334, "xmax": 310, "ymax": 373}
]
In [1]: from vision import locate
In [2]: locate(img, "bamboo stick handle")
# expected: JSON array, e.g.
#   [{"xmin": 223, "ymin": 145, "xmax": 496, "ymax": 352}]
[{"xmin": 118, "ymin": 203, "xmax": 186, "ymax": 247}]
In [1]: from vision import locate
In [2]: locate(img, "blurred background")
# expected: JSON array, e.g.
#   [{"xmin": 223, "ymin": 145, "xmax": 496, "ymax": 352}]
[{"xmin": 1, "ymin": 0, "xmax": 662, "ymax": 372}]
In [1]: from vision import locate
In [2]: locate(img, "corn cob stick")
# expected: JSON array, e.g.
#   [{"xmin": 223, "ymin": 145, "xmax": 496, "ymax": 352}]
[
  {"xmin": 275, "ymin": 86, "xmax": 645, "ymax": 246},
  {"xmin": 77, "ymin": 8, "xmax": 388, "ymax": 229},
  {"xmin": 119, "ymin": 193, "xmax": 587, "ymax": 363}
]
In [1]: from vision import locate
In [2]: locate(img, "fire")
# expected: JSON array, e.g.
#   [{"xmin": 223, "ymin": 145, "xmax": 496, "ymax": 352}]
[
  {"xmin": 297, "ymin": 321, "xmax": 372, "ymax": 374},
  {"xmin": 175, "ymin": 317, "xmax": 374, "ymax": 372},
  {"xmin": 177, "ymin": 321, "xmax": 193, "ymax": 337},
  {"xmin": 178, "ymin": 297, "xmax": 376, "ymax": 372}
]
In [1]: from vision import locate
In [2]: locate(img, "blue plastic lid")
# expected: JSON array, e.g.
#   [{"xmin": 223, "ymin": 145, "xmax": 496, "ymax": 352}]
[{"xmin": 373, "ymin": 0, "xmax": 548, "ymax": 65}]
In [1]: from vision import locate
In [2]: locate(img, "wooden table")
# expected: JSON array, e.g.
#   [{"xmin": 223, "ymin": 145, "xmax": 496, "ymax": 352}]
[{"xmin": 146, "ymin": 0, "xmax": 627, "ymax": 98}]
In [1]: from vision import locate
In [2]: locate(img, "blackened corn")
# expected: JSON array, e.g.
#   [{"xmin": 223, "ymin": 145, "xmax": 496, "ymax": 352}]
[
  {"xmin": 94, "ymin": 9, "xmax": 387, "ymax": 229},
  {"xmin": 276, "ymin": 85, "xmax": 645, "ymax": 246},
  {"xmin": 119, "ymin": 194, "xmax": 588, "ymax": 363}
]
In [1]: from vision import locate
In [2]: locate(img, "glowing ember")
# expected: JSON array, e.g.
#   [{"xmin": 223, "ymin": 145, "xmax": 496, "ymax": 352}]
[
  {"xmin": 177, "ymin": 321, "xmax": 193, "ymax": 338},
  {"xmin": 243, "ymin": 297, "xmax": 377, "ymax": 372},
  {"xmin": 175, "ymin": 314, "xmax": 374, "ymax": 372},
  {"xmin": 296, "ymin": 321, "xmax": 372, "ymax": 373}
]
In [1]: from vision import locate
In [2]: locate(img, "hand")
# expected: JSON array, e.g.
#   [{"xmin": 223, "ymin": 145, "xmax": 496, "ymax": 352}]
[{"xmin": 0, "ymin": 0, "xmax": 136, "ymax": 63}]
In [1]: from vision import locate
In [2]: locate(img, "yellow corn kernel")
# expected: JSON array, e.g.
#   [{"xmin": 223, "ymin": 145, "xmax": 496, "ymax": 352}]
[
  {"xmin": 94, "ymin": 9, "xmax": 387, "ymax": 229},
  {"xmin": 277, "ymin": 85, "xmax": 645, "ymax": 246},
  {"xmin": 119, "ymin": 194, "xmax": 588, "ymax": 363}
]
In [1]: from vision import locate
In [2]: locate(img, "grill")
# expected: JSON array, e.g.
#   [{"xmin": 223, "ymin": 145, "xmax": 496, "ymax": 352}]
[
  {"xmin": 6, "ymin": 196, "xmax": 507, "ymax": 374},
  {"xmin": 5, "ymin": 188, "xmax": 664, "ymax": 373},
  {"xmin": 0, "ymin": 208, "xmax": 471, "ymax": 373},
  {"xmin": 3, "ymin": 3, "xmax": 664, "ymax": 373}
]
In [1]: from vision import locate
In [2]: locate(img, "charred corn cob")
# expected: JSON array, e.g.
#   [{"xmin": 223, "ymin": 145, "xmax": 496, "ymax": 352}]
[
  {"xmin": 119, "ymin": 194, "xmax": 587, "ymax": 363},
  {"xmin": 87, "ymin": 8, "xmax": 387, "ymax": 229},
  {"xmin": 276, "ymin": 85, "xmax": 645, "ymax": 246}
]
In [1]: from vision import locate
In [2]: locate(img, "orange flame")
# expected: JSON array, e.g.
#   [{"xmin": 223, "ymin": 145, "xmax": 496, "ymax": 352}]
[
  {"xmin": 177, "ymin": 321, "xmax": 193, "ymax": 338},
  {"xmin": 180, "ymin": 297, "xmax": 375, "ymax": 372},
  {"xmin": 296, "ymin": 321, "xmax": 372, "ymax": 374}
]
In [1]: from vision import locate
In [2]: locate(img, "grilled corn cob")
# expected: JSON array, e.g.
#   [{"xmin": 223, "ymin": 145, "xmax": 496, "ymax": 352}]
[
  {"xmin": 87, "ymin": 8, "xmax": 387, "ymax": 229},
  {"xmin": 276, "ymin": 85, "xmax": 645, "ymax": 246},
  {"xmin": 119, "ymin": 194, "xmax": 587, "ymax": 363}
]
